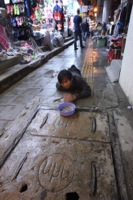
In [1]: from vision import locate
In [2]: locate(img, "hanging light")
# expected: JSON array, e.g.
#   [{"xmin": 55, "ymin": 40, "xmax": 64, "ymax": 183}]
[{"xmin": 94, "ymin": 7, "xmax": 97, "ymax": 13}]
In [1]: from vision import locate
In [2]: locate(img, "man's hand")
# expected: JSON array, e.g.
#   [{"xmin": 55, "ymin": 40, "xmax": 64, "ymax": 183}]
[{"xmin": 64, "ymin": 93, "xmax": 76, "ymax": 102}]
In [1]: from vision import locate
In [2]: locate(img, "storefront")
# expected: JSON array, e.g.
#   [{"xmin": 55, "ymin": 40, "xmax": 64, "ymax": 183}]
[{"xmin": 0, "ymin": 0, "xmax": 71, "ymax": 63}]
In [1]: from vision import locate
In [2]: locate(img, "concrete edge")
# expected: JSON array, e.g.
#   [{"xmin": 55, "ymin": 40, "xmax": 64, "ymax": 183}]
[
  {"xmin": 107, "ymin": 111, "xmax": 128, "ymax": 200},
  {"xmin": 0, "ymin": 55, "xmax": 22, "ymax": 73}
]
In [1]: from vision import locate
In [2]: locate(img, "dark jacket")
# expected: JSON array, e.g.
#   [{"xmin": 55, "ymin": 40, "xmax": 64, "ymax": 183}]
[
  {"xmin": 81, "ymin": 22, "xmax": 89, "ymax": 32},
  {"xmin": 73, "ymin": 15, "xmax": 82, "ymax": 31},
  {"xmin": 56, "ymin": 73, "xmax": 91, "ymax": 99},
  {"xmin": 102, "ymin": 22, "xmax": 107, "ymax": 31}
]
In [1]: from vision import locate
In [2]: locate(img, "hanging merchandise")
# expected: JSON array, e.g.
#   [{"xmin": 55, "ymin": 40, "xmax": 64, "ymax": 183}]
[
  {"xmin": 0, "ymin": 7, "xmax": 14, "ymax": 49},
  {"xmin": 4, "ymin": 0, "xmax": 37, "ymax": 41},
  {"xmin": 0, "ymin": 24, "xmax": 10, "ymax": 49},
  {"xmin": 112, "ymin": 1, "xmax": 133, "ymax": 38},
  {"xmin": 44, "ymin": 5, "xmax": 53, "ymax": 19},
  {"xmin": 24, "ymin": 0, "xmax": 31, "ymax": 17},
  {"xmin": 53, "ymin": 2, "xmax": 63, "ymax": 20},
  {"xmin": 30, "ymin": 0, "xmax": 37, "ymax": 8},
  {"xmin": 35, "ymin": 5, "xmax": 41, "ymax": 20},
  {"xmin": 114, "ymin": 1, "xmax": 132, "ymax": 31},
  {"xmin": 0, "ymin": 1, "xmax": 47, "ymax": 64},
  {"xmin": 53, "ymin": 10, "xmax": 62, "ymax": 21},
  {"xmin": 47, "ymin": 0, "xmax": 52, "ymax": 6},
  {"xmin": 53, "ymin": 1, "xmax": 64, "ymax": 32}
]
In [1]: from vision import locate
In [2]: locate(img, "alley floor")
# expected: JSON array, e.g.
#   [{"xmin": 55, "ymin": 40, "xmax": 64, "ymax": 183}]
[{"xmin": 0, "ymin": 38, "xmax": 133, "ymax": 200}]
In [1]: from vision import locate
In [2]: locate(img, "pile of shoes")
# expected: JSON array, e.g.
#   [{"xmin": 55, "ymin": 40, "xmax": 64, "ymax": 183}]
[{"xmin": 20, "ymin": 53, "xmax": 31, "ymax": 64}]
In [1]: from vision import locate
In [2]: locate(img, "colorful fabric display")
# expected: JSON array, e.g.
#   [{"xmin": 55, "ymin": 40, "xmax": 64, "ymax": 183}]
[
  {"xmin": 16, "ymin": 16, "xmax": 26, "ymax": 26},
  {"xmin": 19, "ymin": 4, "xmax": 25, "ymax": 13},
  {"xmin": 53, "ymin": 11, "xmax": 62, "ymax": 21},
  {"xmin": 0, "ymin": 25, "xmax": 10, "ymax": 49},
  {"xmin": 53, "ymin": 4, "xmax": 62, "ymax": 13},
  {"xmin": 6, "ymin": 5, "xmax": 14, "ymax": 14},
  {"xmin": 14, "ymin": 4, "xmax": 20, "ymax": 15},
  {"xmin": 53, "ymin": 4, "xmax": 63, "ymax": 22},
  {"xmin": 25, "ymin": 0, "xmax": 31, "ymax": 17},
  {"xmin": 10, "ymin": 17, "xmax": 17, "ymax": 26}
]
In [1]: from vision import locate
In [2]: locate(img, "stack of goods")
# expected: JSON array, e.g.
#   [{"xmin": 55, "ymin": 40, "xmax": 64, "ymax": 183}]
[{"xmin": 108, "ymin": 37, "xmax": 123, "ymax": 63}]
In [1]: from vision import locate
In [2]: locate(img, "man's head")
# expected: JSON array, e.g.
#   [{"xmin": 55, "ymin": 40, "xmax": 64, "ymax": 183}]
[
  {"xmin": 57, "ymin": 70, "xmax": 73, "ymax": 89},
  {"xmin": 77, "ymin": 9, "xmax": 80, "ymax": 15}
]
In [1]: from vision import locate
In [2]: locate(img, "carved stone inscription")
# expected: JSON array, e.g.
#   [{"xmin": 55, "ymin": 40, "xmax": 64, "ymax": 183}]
[
  {"xmin": 38, "ymin": 154, "xmax": 73, "ymax": 192},
  {"xmin": 0, "ymin": 107, "xmax": 117, "ymax": 199},
  {"xmin": 27, "ymin": 110, "xmax": 110, "ymax": 142}
]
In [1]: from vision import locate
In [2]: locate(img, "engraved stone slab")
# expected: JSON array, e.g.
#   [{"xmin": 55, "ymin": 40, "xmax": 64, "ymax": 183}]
[
  {"xmin": 39, "ymin": 153, "xmax": 74, "ymax": 192},
  {"xmin": 27, "ymin": 109, "xmax": 110, "ymax": 142},
  {"xmin": 0, "ymin": 98, "xmax": 117, "ymax": 199},
  {"xmin": 0, "ymin": 136, "xmax": 118, "ymax": 200}
]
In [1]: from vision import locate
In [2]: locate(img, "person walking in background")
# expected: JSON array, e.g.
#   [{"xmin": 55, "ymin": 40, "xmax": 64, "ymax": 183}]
[
  {"xmin": 81, "ymin": 18, "xmax": 89, "ymax": 42},
  {"xmin": 101, "ymin": 21, "xmax": 107, "ymax": 35},
  {"xmin": 73, "ymin": 9, "xmax": 85, "ymax": 50}
]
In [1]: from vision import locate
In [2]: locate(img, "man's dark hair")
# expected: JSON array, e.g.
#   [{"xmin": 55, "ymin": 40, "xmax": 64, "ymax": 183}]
[
  {"xmin": 57, "ymin": 70, "xmax": 72, "ymax": 83},
  {"xmin": 77, "ymin": 9, "xmax": 80, "ymax": 14}
]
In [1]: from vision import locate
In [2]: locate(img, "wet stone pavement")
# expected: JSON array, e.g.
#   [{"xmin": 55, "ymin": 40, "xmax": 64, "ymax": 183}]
[{"xmin": 0, "ymin": 39, "xmax": 133, "ymax": 199}]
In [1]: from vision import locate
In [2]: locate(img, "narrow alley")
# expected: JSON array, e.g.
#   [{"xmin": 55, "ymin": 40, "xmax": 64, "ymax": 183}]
[{"xmin": 0, "ymin": 38, "xmax": 133, "ymax": 200}]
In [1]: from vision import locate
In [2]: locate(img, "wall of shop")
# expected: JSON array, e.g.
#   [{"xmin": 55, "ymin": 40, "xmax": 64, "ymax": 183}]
[{"xmin": 119, "ymin": 7, "xmax": 133, "ymax": 106}]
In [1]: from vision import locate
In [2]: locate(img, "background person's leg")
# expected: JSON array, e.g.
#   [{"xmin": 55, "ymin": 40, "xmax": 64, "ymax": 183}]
[
  {"xmin": 79, "ymin": 31, "xmax": 84, "ymax": 48},
  {"xmin": 74, "ymin": 31, "xmax": 78, "ymax": 50},
  {"xmin": 84, "ymin": 32, "xmax": 88, "ymax": 41},
  {"xmin": 82, "ymin": 32, "xmax": 85, "ymax": 41}
]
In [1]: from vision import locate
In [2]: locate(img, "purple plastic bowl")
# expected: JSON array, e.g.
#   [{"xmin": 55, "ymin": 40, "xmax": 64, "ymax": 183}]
[{"xmin": 58, "ymin": 102, "xmax": 76, "ymax": 117}]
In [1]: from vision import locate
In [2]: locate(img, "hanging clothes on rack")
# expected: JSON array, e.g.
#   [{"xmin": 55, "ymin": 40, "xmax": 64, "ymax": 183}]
[
  {"xmin": 53, "ymin": 2, "xmax": 63, "ymax": 31},
  {"xmin": 0, "ymin": 24, "xmax": 10, "ymax": 49}
]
